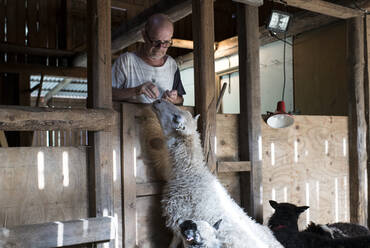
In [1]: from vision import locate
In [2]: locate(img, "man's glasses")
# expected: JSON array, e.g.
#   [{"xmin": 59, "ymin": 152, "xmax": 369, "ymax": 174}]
[{"xmin": 145, "ymin": 30, "xmax": 173, "ymax": 48}]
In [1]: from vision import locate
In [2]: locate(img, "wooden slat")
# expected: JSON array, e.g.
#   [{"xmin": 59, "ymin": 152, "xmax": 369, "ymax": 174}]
[
  {"xmin": 0, "ymin": 43, "xmax": 75, "ymax": 57},
  {"xmin": 0, "ymin": 63, "xmax": 87, "ymax": 78},
  {"xmin": 217, "ymin": 161, "xmax": 251, "ymax": 173},
  {"xmin": 15, "ymin": 0, "xmax": 26, "ymax": 63},
  {"xmin": 0, "ymin": 217, "xmax": 114, "ymax": 247},
  {"xmin": 347, "ymin": 17, "xmax": 368, "ymax": 226},
  {"xmin": 0, "ymin": 130, "xmax": 8, "ymax": 147},
  {"xmin": 232, "ymin": 0, "xmax": 263, "ymax": 7},
  {"xmin": 47, "ymin": 0, "xmax": 57, "ymax": 66},
  {"xmin": 121, "ymin": 104, "xmax": 137, "ymax": 247},
  {"xmin": 366, "ymin": 14, "xmax": 370, "ymax": 227},
  {"xmin": 5, "ymin": 0, "xmax": 16, "ymax": 63},
  {"xmin": 0, "ymin": 106, "xmax": 115, "ymax": 131},
  {"xmin": 281, "ymin": 0, "xmax": 363, "ymax": 19},
  {"xmin": 136, "ymin": 182, "xmax": 165, "ymax": 197},
  {"xmin": 192, "ymin": 0, "xmax": 217, "ymax": 172},
  {"xmin": 237, "ymin": 4, "xmax": 263, "ymax": 223},
  {"xmin": 86, "ymin": 1, "xmax": 114, "ymax": 248}
]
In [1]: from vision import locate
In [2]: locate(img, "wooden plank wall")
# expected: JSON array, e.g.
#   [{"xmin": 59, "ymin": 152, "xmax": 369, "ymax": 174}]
[
  {"xmin": 262, "ymin": 116, "xmax": 349, "ymax": 228},
  {"xmin": 120, "ymin": 103, "xmax": 350, "ymax": 247},
  {"xmin": 293, "ymin": 22, "xmax": 348, "ymax": 116},
  {"xmin": 0, "ymin": 147, "xmax": 88, "ymax": 227}
]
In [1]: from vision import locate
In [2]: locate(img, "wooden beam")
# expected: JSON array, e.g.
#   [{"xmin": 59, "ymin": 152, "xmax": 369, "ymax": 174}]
[
  {"xmin": 192, "ymin": 0, "xmax": 217, "ymax": 172},
  {"xmin": 177, "ymin": 12, "xmax": 338, "ymax": 70},
  {"xmin": 232, "ymin": 0, "xmax": 263, "ymax": 7},
  {"xmin": 0, "ymin": 43, "xmax": 75, "ymax": 57},
  {"xmin": 121, "ymin": 104, "xmax": 138, "ymax": 247},
  {"xmin": 279, "ymin": 0, "xmax": 363, "ymax": 19},
  {"xmin": 237, "ymin": 4, "xmax": 263, "ymax": 223},
  {"xmin": 0, "ymin": 217, "xmax": 114, "ymax": 247},
  {"xmin": 86, "ymin": 1, "xmax": 114, "ymax": 248},
  {"xmin": 0, "ymin": 106, "xmax": 115, "ymax": 131},
  {"xmin": 347, "ymin": 16, "xmax": 368, "ymax": 226},
  {"xmin": 365, "ymin": 13, "xmax": 370, "ymax": 230},
  {"xmin": 0, "ymin": 131, "xmax": 8, "ymax": 147},
  {"xmin": 136, "ymin": 182, "xmax": 164, "ymax": 197},
  {"xmin": 43, "ymin": 78, "xmax": 74, "ymax": 104},
  {"xmin": 217, "ymin": 161, "xmax": 251, "ymax": 173},
  {"xmin": 0, "ymin": 63, "xmax": 87, "ymax": 78}
]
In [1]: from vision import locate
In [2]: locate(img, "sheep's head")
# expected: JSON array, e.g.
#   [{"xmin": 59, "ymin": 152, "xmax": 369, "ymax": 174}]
[
  {"xmin": 179, "ymin": 219, "xmax": 222, "ymax": 248},
  {"xmin": 152, "ymin": 100, "xmax": 199, "ymax": 137},
  {"xmin": 268, "ymin": 200, "xmax": 309, "ymax": 230}
]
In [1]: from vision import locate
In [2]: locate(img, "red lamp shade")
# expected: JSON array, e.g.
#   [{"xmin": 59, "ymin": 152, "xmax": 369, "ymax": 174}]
[{"xmin": 266, "ymin": 101, "xmax": 294, "ymax": 128}]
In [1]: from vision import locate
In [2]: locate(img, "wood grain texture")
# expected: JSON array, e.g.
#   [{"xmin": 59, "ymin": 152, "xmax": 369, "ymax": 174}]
[
  {"xmin": 192, "ymin": 0, "xmax": 217, "ymax": 172},
  {"xmin": 347, "ymin": 17, "xmax": 368, "ymax": 226},
  {"xmin": 237, "ymin": 4, "xmax": 263, "ymax": 223},
  {"xmin": 0, "ymin": 147, "xmax": 88, "ymax": 227},
  {"xmin": 262, "ymin": 116, "xmax": 349, "ymax": 229},
  {"xmin": 0, "ymin": 216, "xmax": 113, "ymax": 247},
  {"xmin": 121, "ymin": 104, "xmax": 137, "ymax": 248},
  {"xmin": 0, "ymin": 106, "xmax": 115, "ymax": 131},
  {"xmin": 86, "ymin": 2, "xmax": 114, "ymax": 247},
  {"xmin": 280, "ymin": 0, "xmax": 363, "ymax": 19}
]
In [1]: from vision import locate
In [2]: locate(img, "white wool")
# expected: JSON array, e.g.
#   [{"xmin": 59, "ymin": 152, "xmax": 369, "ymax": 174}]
[{"xmin": 152, "ymin": 101, "xmax": 283, "ymax": 248}]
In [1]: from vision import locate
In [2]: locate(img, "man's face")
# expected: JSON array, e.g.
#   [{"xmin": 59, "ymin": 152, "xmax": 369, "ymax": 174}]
[{"xmin": 145, "ymin": 25, "xmax": 173, "ymax": 60}]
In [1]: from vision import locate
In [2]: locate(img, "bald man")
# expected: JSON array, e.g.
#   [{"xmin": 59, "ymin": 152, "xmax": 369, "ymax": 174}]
[{"xmin": 112, "ymin": 13, "xmax": 185, "ymax": 104}]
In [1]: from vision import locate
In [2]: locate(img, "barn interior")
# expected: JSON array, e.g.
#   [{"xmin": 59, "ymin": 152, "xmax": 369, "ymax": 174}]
[{"xmin": 0, "ymin": 0, "xmax": 369, "ymax": 247}]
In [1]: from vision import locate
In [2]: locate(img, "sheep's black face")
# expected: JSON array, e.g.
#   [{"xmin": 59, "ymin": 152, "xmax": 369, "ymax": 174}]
[
  {"xmin": 268, "ymin": 200, "xmax": 309, "ymax": 230},
  {"xmin": 180, "ymin": 220, "xmax": 203, "ymax": 246}
]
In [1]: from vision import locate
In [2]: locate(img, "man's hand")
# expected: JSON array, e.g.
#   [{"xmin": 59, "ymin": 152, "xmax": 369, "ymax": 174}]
[
  {"xmin": 162, "ymin": 90, "xmax": 178, "ymax": 103},
  {"xmin": 136, "ymin": 82, "xmax": 160, "ymax": 99}
]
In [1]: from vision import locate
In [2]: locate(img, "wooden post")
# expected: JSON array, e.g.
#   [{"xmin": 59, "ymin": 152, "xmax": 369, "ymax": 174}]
[
  {"xmin": 366, "ymin": 14, "xmax": 370, "ymax": 227},
  {"xmin": 237, "ymin": 4, "xmax": 263, "ymax": 223},
  {"xmin": 192, "ymin": 0, "xmax": 216, "ymax": 172},
  {"xmin": 121, "ymin": 104, "xmax": 137, "ymax": 248},
  {"xmin": 86, "ymin": 0, "xmax": 114, "ymax": 246},
  {"xmin": 347, "ymin": 16, "xmax": 368, "ymax": 226}
]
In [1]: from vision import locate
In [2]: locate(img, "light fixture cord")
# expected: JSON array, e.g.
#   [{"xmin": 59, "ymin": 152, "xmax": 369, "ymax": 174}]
[{"xmin": 282, "ymin": 31, "xmax": 287, "ymax": 102}]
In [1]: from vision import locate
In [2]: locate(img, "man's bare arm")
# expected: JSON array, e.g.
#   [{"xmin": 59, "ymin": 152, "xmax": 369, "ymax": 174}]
[{"xmin": 112, "ymin": 82, "xmax": 160, "ymax": 101}]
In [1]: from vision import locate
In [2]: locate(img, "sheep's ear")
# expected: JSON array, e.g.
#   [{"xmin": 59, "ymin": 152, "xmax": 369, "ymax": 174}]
[
  {"xmin": 269, "ymin": 200, "xmax": 278, "ymax": 209},
  {"xmin": 194, "ymin": 114, "xmax": 200, "ymax": 122},
  {"xmin": 213, "ymin": 219, "xmax": 222, "ymax": 230},
  {"xmin": 297, "ymin": 206, "xmax": 309, "ymax": 214}
]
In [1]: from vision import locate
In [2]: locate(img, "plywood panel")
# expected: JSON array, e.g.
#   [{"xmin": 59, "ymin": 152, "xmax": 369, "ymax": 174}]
[
  {"xmin": 0, "ymin": 147, "xmax": 88, "ymax": 227},
  {"xmin": 262, "ymin": 116, "xmax": 349, "ymax": 229}
]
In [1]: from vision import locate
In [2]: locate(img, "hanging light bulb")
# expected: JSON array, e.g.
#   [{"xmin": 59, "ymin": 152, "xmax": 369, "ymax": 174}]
[{"xmin": 266, "ymin": 101, "xmax": 294, "ymax": 128}]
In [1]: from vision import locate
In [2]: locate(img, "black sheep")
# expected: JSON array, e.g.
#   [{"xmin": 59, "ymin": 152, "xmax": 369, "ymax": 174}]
[{"xmin": 268, "ymin": 200, "xmax": 370, "ymax": 248}]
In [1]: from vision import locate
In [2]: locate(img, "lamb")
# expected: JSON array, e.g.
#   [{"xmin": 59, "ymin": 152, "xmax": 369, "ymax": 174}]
[
  {"xmin": 179, "ymin": 219, "xmax": 222, "ymax": 248},
  {"xmin": 151, "ymin": 99, "xmax": 283, "ymax": 248},
  {"xmin": 268, "ymin": 200, "xmax": 370, "ymax": 248}
]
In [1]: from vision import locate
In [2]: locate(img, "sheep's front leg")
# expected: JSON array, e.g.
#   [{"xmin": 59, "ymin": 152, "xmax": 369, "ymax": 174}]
[{"xmin": 169, "ymin": 231, "xmax": 182, "ymax": 248}]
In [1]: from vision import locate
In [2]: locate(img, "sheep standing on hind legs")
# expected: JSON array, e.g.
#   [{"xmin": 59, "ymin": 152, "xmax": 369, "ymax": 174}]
[{"xmin": 151, "ymin": 100, "xmax": 283, "ymax": 248}]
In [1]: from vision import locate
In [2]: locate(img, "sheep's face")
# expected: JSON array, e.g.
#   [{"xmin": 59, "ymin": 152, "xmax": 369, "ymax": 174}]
[
  {"xmin": 152, "ymin": 100, "xmax": 198, "ymax": 137},
  {"xmin": 268, "ymin": 200, "xmax": 309, "ymax": 230},
  {"xmin": 179, "ymin": 220, "xmax": 222, "ymax": 248}
]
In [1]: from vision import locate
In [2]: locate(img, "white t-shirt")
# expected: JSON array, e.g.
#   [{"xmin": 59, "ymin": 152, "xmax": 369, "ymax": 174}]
[{"xmin": 112, "ymin": 52, "xmax": 184, "ymax": 103}]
